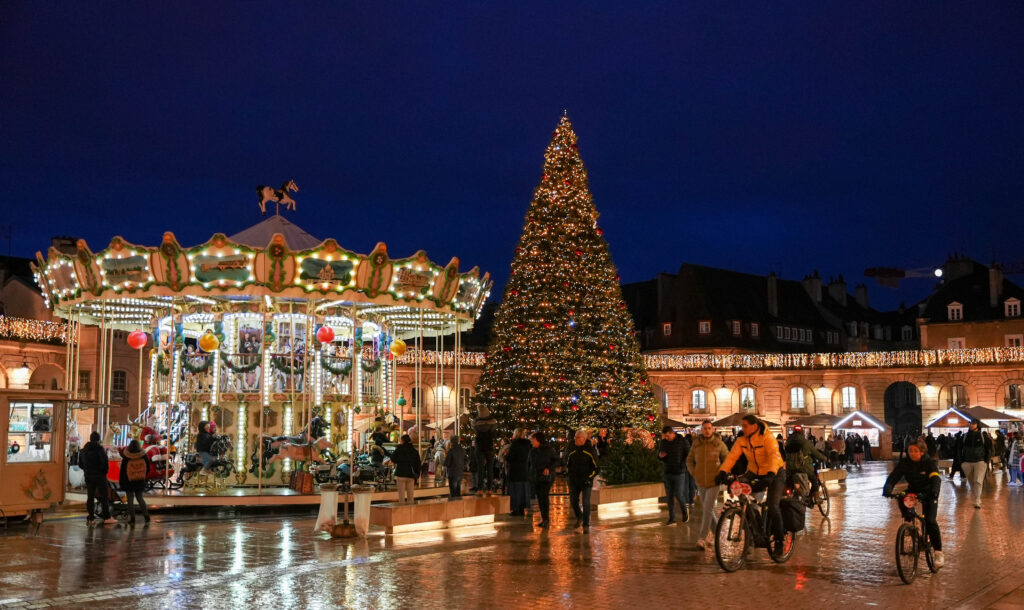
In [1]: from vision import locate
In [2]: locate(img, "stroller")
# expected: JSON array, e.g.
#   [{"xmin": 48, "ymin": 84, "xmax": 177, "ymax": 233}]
[{"xmin": 104, "ymin": 481, "xmax": 134, "ymax": 525}]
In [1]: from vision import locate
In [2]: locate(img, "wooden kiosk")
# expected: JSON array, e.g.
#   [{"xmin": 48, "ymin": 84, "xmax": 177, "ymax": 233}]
[{"xmin": 1, "ymin": 389, "xmax": 69, "ymax": 519}]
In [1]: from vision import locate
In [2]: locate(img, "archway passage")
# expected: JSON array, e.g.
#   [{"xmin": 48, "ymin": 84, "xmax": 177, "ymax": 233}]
[{"xmin": 884, "ymin": 382, "xmax": 922, "ymax": 439}]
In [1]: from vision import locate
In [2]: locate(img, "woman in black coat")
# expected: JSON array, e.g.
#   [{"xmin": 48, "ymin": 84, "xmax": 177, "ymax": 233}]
[{"xmin": 118, "ymin": 440, "xmax": 151, "ymax": 525}]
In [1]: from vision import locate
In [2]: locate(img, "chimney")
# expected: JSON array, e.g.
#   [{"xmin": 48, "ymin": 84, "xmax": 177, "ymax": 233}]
[
  {"xmin": 828, "ymin": 275, "xmax": 848, "ymax": 307},
  {"xmin": 990, "ymin": 264, "xmax": 1004, "ymax": 308},
  {"xmin": 942, "ymin": 253, "xmax": 974, "ymax": 282},
  {"xmin": 767, "ymin": 272, "xmax": 778, "ymax": 318},
  {"xmin": 802, "ymin": 270, "xmax": 822, "ymax": 304},
  {"xmin": 854, "ymin": 283, "xmax": 869, "ymax": 309}
]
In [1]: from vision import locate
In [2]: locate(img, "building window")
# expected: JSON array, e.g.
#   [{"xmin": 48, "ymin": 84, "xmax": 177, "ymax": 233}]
[
  {"xmin": 77, "ymin": 371, "xmax": 91, "ymax": 395},
  {"xmin": 1007, "ymin": 299, "xmax": 1021, "ymax": 318},
  {"xmin": 790, "ymin": 387, "xmax": 806, "ymax": 411},
  {"xmin": 1007, "ymin": 384, "xmax": 1023, "ymax": 409},
  {"xmin": 901, "ymin": 326, "xmax": 913, "ymax": 341},
  {"xmin": 783, "ymin": 327, "xmax": 791, "ymax": 340},
  {"xmin": 947, "ymin": 302, "xmax": 963, "ymax": 321},
  {"xmin": 698, "ymin": 320, "xmax": 711, "ymax": 334},
  {"xmin": 740, "ymin": 387, "xmax": 755, "ymax": 411},
  {"xmin": 691, "ymin": 390, "xmax": 707, "ymax": 412},
  {"xmin": 1006, "ymin": 335, "xmax": 1023, "ymax": 348},
  {"xmin": 732, "ymin": 320, "xmax": 741, "ymax": 336},
  {"xmin": 411, "ymin": 387, "xmax": 422, "ymax": 409},
  {"xmin": 459, "ymin": 388, "xmax": 472, "ymax": 410},
  {"xmin": 948, "ymin": 384, "xmax": 968, "ymax": 408},
  {"xmin": 841, "ymin": 386, "xmax": 857, "ymax": 410},
  {"xmin": 111, "ymin": 370, "xmax": 128, "ymax": 404},
  {"xmin": 948, "ymin": 338, "xmax": 965, "ymax": 350},
  {"xmin": 751, "ymin": 323, "xmax": 759, "ymax": 338},
  {"xmin": 662, "ymin": 322, "xmax": 672, "ymax": 336}
]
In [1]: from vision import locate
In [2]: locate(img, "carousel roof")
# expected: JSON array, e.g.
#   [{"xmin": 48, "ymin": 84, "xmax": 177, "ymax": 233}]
[
  {"xmin": 30, "ymin": 213, "xmax": 492, "ymax": 334},
  {"xmin": 230, "ymin": 215, "xmax": 322, "ymax": 250}
]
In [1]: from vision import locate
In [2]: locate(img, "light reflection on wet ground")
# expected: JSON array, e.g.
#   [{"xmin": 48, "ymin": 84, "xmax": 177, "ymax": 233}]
[{"xmin": 2, "ymin": 462, "xmax": 1023, "ymax": 608}]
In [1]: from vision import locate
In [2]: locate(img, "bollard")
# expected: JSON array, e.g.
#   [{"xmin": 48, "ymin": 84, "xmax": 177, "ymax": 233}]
[
  {"xmin": 352, "ymin": 484, "xmax": 375, "ymax": 536},
  {"xmin": 314, "ymin": 483, "xmax": 339, "ymax": 534}
]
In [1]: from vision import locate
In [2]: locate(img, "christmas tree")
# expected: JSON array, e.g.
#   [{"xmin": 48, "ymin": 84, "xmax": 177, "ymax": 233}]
[{"xmin": 473, "ymin": 115, "xmax": 656, "ymax": 434}]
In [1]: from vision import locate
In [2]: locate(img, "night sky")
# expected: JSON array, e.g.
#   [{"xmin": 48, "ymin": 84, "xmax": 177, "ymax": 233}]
[{"xmin": 3, "ymin": 3, "xmax": 1022, "ymax": 310}]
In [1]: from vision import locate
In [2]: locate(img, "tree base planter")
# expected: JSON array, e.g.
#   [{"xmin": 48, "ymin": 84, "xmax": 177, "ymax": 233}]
[
  {"xmin": 369, "ymin": 495, "xmax": 510, "ymax": 534},
  {"xmin": 590, "ymin": 482, "xmax": 664, "ymax": 519}
]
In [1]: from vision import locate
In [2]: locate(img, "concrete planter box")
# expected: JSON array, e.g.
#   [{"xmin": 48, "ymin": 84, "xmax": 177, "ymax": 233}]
[
  {"xmin": 369, "ymin": 495, "xmax": 509, "ymax": 534},
  {"xmin": 818, "ymin": 468, "xmax": 847, "ymax": 488},
  {"xmin": 590, "ymin": 482, "xmax": 664, "ymax": 518}
]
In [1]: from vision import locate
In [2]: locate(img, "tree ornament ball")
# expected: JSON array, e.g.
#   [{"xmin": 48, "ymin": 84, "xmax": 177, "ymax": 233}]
[
  {"xmin": 316, "ymin": 326, "xmax": 335, "ymax": 344},
  {"xmin": 571, "ymin": 405, "xmax": 579, "ymax": 411},
  {"xmin": 543, "ymin": 407, "xmax": 552, "ymax": 414},
  {"xmin": 601, "ymin": 391, "xmax": 610, "ymax": 398},
  {"xmin": 127, "ymin": 330, "xmax": 148, "ymax": 350},
  {"xmin": 389, "ymin": 338, "xmax": 407, "ymax": 357},
  {"xmin": 647, "ymin": 414, "xmax": 656, "ymax": 422},
  {"xmin": 198, "ymin": 330, "xmax": 220, "ymax": 353}
]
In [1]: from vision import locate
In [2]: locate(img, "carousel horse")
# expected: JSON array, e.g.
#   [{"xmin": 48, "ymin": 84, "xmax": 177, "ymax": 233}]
[
  {"xmin": 249, "ymin": 415, "xmax": 329, "ymax": 474},
  {"xmin": 267, "ymin": 436, "xmax": 331, "ymax": 467},
  {"xmin": 256, "ymin": 179, "xmax": 299, "ymax": 214}
]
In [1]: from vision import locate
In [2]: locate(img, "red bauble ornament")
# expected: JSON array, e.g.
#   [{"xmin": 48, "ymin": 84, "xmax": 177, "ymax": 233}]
[
  {"xmin": 597, "ymin": 228, "xmax": 604, "ymax": 235},
  {"xmin": 568, "ymin": 310, "xmax": 574, "ymax": 316},
  {"xmin": 543, "ymin": 407, "xmax": 552, "ymax": 415},
  {"xmin": 619, "ymin": 303, "xmax": 626, "ymax": 309},
  {"xmin": 517, "ymin": 323, "xmax": 525, "ymax": 329},
  {"xmin": 127, "ymin": 330, "xmax": 148, "ymax": 350},
  {"xmin": 544, "ymin": 322, "xmax": 554, "ymax": 329},
  {"xmin": 647, "ymin": 414, "xmax": 656, "ymax": 422},
  {"xmin": 601, "ymin": 391, "xmax": 609, "ymax": 398},
  {"xmin": 575, "ymin": 249, "xmax": 582, "ymax": 256},
  {"xmin": 571, "ymin": 405, "xmax": 579, "ymax": 411},
  {"xmin": 502, "ymin": 346, "xmax": 512, "ymax": 352},
  {"xmin": 608, "ymin": 344, "xmax": 616, "ymax": 350},
  {"xmin": 316, "ymin": 326, "xmax": 335, "ymax": 344},
  {"xmin": 509, "ymin": 289, "xmax": 519, "ymax": 296},
  {"xmin": 491, "ymin": 392, "xmax": 498, "ymax": 398},
  {"xmin": 616, "ymin": 274, "xmax": 621, "ymax": 282}
]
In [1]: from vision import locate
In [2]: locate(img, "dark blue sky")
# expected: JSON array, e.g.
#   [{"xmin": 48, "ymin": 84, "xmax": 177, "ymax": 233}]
[{"xmin": 3, "ymin": 3, "xmax": 1022, "ymax": 309}]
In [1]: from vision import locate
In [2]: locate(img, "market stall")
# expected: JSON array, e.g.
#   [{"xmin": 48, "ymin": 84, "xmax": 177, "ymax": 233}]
[
  {"xmin": 832, "ymin": 410, "xmax": 892, "ymax": 459},
  {"xmin": 1, "ymin": 389, "xmax": 69, "ymax": 519}
]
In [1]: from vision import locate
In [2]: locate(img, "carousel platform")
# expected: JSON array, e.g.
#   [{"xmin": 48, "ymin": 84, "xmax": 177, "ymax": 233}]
[{"xmin": 65, "ymin": 483, "xmax": 454, "ymax": 508}]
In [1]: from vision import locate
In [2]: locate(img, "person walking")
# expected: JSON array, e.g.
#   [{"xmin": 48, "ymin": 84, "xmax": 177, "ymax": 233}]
[
  {"xmin": 443, "ymin": 439, "xmax": 467, "ymax": 498},
  {"xmin": 391, "ymin": 434, "xmax": 421, "ymax": 504},
  {"xmin": 529, "ymin": 432, "xmax": 558, "ymax": 528},
  {"xmin": 565, "ymin": 430, "xmax": 599, "ymax": 533},
  {"xmin": 118, "ymin": 440, "xmax": 151, "ymax": 526},
  {"xmin": 80, "ymin": 431, "xmax": 114, "ymax": 524},
  {"xmin": 507, "ymin": 429, "xmax": 532, "ymax": 516},
  {"xmin": 1007, "ymin": 432, "xmax": 1023, "ymax": 487},
  {"xmin": 658, "ymin": 425, "xmax": 691, "ymax": 524},
  {"xmin": 686, "ymin": 421, "xmax": 728, "ymax": 548},
  {"xmin": 473, "ymin": 407, "xmax": 497, "ymax": 494},
  {"xmin": 960, "ymin": 420, "xmax": 992, "ymax": 508}
]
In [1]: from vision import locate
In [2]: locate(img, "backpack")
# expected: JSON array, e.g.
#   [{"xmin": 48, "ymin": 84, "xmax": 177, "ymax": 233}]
[{"xmin": 125, "ymin": 457, "xmax": 147, "ymax": 482}]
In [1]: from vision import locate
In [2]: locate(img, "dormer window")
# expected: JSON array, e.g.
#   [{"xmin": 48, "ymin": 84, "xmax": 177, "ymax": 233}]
[
  {"xmin": 732, "ymin": 320, "xmax": 741, "ymax": 336},
  {"xmin": 947, "ymin": 302, "xmax": 963, "ymax": 321},
  {"xmin": 1006, "ymin": 298, "xmax": 1021, "ymax": 318},
  {"xmin": 698, "ymin": 320, "xmax": 711, "ymax": 334},
  {"xmin": 901, "ymin": 325, "xmax": 913, "ymax": 341},
  {"xmin": 662, "ymin": 322, "xmax": 672, "ymax": 336}
]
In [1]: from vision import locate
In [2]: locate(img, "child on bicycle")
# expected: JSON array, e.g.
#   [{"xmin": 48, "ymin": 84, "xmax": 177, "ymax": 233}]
[{"xmin": 882, "ymin": 438, "xmax": 943, "ymax": 567}]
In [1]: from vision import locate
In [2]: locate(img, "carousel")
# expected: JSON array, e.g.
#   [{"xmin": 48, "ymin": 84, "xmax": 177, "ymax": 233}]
[{"xmin": 32, "ymin": 197, "xmax": 491, "ymax": 500}]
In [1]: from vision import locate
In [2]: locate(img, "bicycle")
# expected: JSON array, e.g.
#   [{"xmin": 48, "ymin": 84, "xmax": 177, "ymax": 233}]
[
  {"xmin": 890, "ymin": 491, "xmax": 940, "ymax": 584},
  {"xmin": 714, "ymin": 476, "xmax": 796, "ymax": 572}
]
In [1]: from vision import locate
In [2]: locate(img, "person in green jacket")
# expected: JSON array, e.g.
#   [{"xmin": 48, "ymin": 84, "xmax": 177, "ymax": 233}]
[
  {"xmin": 686, "ymin": 420, "xmax": 729, "ymax": 548},
  {"xmin": 784, "ymin": 425, "xmax": 828, "ymax": 498}
]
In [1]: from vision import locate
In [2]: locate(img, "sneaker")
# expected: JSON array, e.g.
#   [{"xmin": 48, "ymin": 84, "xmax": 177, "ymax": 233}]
[
  {"xmin": 932, "ymin": 550, "xmax": 945, "ymax": 568},
  {"xmin": 974, "ymin": 501, "xmax": 982, "ymax": 509},
  {"xmin": 680, "ymin": 511, "xmax": 690, "ymax": 524},
  {"xmin": 665, "ymin": 518, "xmax": 676, "ymax": 526},
  {"xmin": 582, "ymin": 526, "xmax": 590, "ymax": 533}
]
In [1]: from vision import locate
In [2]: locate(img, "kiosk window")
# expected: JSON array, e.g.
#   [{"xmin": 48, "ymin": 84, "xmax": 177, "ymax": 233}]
[{"xmin": 7, "ymin": 402, "xmax": 54, "ymax": 463}]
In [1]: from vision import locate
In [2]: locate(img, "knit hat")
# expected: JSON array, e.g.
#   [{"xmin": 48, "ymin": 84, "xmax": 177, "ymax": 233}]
[{"xmin": 477, "ymin": 405, "xmax": 490, "ymax": 418}]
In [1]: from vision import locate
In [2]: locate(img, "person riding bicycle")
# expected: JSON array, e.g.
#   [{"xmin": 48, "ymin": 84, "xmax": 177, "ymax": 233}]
[
  {"xmin": 883, "ymin": 437, "xmax": 943, "ymax": 568},
  {"xmin": 715, "ymin": 414, "xmax": 788, "ymax": 555},
  {"xmin": 784, "ymin": 425, "xmax": 828, "ymax": 499}
]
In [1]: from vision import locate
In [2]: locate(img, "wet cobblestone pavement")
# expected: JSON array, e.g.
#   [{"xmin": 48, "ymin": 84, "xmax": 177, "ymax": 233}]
[{"xmin": 3, "ymin": 462, "xmax": 1024, "ymax": 609}]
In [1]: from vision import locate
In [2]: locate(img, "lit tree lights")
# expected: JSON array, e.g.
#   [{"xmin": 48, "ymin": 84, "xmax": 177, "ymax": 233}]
[{"xmin": 473, "ymin": 115, "xmax": 656, "ymax": 434}]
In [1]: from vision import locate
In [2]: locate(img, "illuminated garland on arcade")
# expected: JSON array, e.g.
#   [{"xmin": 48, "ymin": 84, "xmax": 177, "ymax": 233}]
[
  {"xmin": 0, "ymin": 315, "xmax": 68, "ymax": 344},
  {"xmin": 270, "ymin": 356, "xmax": 308, "ymax": 375},
  {"xmin": 320, "ymin": 357, "xmax": 353, "ymax": 377}
]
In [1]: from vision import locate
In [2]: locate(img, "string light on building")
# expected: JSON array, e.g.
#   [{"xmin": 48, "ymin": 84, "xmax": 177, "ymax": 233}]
[{"xmin": 0, "ymin": 315, "xmax": 68, "ymax": 343}]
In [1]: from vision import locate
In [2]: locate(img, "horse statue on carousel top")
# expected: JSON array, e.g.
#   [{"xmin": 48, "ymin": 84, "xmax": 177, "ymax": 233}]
[{"xmin": 256, "ymin": 179, "xmax": 299, "ymax": 215}]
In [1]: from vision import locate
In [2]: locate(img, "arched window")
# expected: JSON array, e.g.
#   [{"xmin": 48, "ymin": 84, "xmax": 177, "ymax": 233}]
[
  {"xmin": 947, "ymin": 384, "xmax": 968, "ymax": 408},
  {"xmin": 790, "ymin": 387, "xmax": 806, "ymax": 412},
  {"xmin": 459, "ymin": 388, "xmax": 472, "ymax": 411},
  {"xmin": 692, "ymin": 390, "xmax": 707, "ymax": 413},
  {"xmin": 740, "ymin": 387, "xmax": 755, "ymax": 412},
  {"xmin": 1007, "ymin": 384, "xmax": 1023, "ymax": 409},
  {"xmin": 841, "ymin": 386, "xmax": 857, "ymax": 411}
]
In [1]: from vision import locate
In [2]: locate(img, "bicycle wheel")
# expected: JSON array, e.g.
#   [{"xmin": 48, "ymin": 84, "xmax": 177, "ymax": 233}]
[
  {"xmin": 715, "ymin": 507, "xmax": 748, "ymax": 572},
  {"xmin": 895, "ymin": 524, "xmax": 919, "ymax": 584},
  {"xmin": 816, "ymin": 485, "xmax": 830, "ymax": 517},
  {"xmin": 768, "ymin": 530, "xmax": 796, "ymax": 563}
]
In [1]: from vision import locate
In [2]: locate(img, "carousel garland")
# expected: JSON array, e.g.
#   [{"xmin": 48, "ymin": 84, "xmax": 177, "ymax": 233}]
[
  {"xmin": 156, "ymin": 353, "xmax": 171, "ymax": 375},
  {"xmin": 270, "ymin": 355, "xmax": 308, "ymax": 375},
  {"xmin": 220, "ymin": 351, "xmax": 262, "ymax": 373},
  {"xmin": 361, "ymin": 358, "xmax": 381, "ymax": 373},
  {"xmin": 180, "ymin": 353, "xmax": 214, "ymax": 374},
  {"xmin": 320, "ymin": 357, "xmax": 353, "ymax": 378}
]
